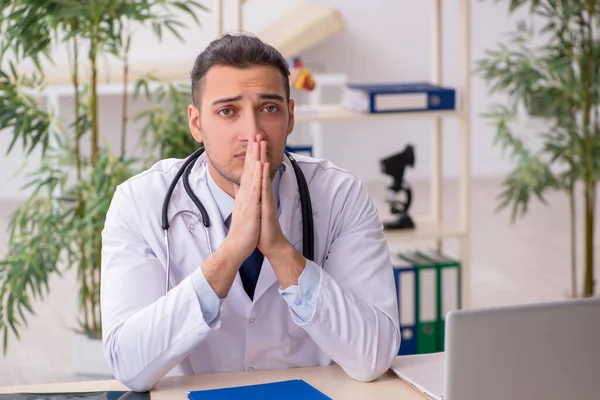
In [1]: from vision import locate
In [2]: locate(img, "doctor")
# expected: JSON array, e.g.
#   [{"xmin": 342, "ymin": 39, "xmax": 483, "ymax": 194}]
[{"xmin": 100, "ymin": 33, "xmax": 400, "ymax": 392}]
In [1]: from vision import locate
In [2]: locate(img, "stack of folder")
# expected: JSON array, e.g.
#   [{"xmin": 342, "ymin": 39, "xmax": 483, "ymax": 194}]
[
  {"xmin": 392, "ymin": 250, "xmax": 462, "ymax": 356},
  {"xmin": 341, "ymin": 81, "xmax": 456, "ymax": 114}
]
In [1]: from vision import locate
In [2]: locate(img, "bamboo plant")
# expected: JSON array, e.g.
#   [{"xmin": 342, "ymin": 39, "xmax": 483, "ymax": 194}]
[
  {"xmin": 475, "ymin": 0, "xmax": 600, "ymax": 298},
  {"xmin": 133, "ymin": 76, "xmax": 200, "ymax": 161},
  {"xmin": 0, "ymin": 0, "xmax": 207, "ymax": 352}
]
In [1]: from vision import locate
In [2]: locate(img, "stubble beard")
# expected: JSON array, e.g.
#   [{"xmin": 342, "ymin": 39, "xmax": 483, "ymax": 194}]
[{"xmin": 208, "ymin": 152, "xmax": 281, "ymax": 187}]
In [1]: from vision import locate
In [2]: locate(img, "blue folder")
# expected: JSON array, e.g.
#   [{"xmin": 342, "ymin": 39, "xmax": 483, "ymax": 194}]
[
  {"xmin": 345, "ymin": 81, "xmax": 455, "ymax": 113},
  {"xmin": 187, "ymin": 379, "xmax": 331, "ymax": 399},
  {"xmin": 285, "ymin": 145, "xmax": 313, "ymax": 156},
  {"xmin": 393, "ymin": 265, "xmax": 418, "ymax": 356}
]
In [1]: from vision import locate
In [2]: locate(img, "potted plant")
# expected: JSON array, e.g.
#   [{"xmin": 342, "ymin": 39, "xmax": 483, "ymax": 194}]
[
  {"xmin": 0, "ymin": 0, "xmax": 207, "ymax": 374},
  {"xmin": 475, "ymin": 0, "xmax": 600, "ymax": 298}
]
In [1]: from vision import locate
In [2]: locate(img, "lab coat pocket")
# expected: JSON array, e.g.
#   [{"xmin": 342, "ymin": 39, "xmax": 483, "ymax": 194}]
[{"xmin": 185, "ymin": 214, "xmax": 205, "ymax": 240}]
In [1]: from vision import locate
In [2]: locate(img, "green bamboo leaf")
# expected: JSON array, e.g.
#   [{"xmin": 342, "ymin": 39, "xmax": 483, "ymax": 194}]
[
  {"xmin": 3, "ymin": 328, "xmax": 8, "ymax": 354},
  {"xmin": 151, "ymin": 21, "xmax": 163, "ymax": 40},
  {"xmin": 6, "ymin": 130, "xmax": 20, "ymax": 155},
  {"xmin": 163, "ymin": 19, "xmax": 184, "ymax": 41},
  {"xmin": 171, "ymin": 1, "xmax": 201, "ymax": 25}
]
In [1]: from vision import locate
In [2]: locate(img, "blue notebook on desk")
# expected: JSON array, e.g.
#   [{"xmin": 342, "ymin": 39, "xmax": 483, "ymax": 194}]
[{"xmin": 187, "ymin": 379, "xmax": 331, "ymax": 399}]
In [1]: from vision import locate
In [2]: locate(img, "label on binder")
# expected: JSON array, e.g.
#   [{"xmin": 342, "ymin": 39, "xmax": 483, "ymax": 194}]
[{"xmin": 374, "ymin": 93, "xmax": 428, "ymax": 111}]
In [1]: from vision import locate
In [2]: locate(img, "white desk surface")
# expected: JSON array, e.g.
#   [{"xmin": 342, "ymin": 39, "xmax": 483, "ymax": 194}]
[{"xmin": 0, "ymin": 364, "xmax": 426, "ymax": 399}]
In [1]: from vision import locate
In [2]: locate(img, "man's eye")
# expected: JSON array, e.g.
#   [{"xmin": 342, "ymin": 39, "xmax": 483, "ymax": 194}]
[
  {"xmin": 218, "ymin": 108, "xmax": 233, "ymax": 116},
  {"xmin": 262, "ymin": 105, "xmax": 279, "ymax": 113}
]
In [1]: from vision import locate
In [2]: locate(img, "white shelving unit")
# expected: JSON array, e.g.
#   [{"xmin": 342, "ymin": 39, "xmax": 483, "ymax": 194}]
[
  {"xmin": 295, "ymin": 105, "xmax": 462, "ymax": 123},
  {"xmin": 292, "ymin": 0, "xmax": 472, "ymax": 309}
]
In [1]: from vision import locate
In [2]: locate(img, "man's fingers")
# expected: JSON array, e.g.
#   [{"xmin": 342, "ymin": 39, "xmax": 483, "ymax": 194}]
[
  {"xmin": 260, "ymin": 140, "xmax": 267, "ymax": 164},
  {"xmin": 253, "ymin": 142, "xmax": 260, "ymax": 164},
  {"xmin": 242, "ymin": 145, "xmax": 252, "ymax": 178},
  {"xmin": 261, "ymin": 162, "xmax": 272, "ymax": 208},
  {"xmin": 252, "ymin": 160, "xmax": 263, "ymax": 199},
  {"xmin": 242, "ymin": 141, "xmax": 258, "ymax": 184},
  {"xmin": 248, "ymin": 142, "xmax": 258, "ymax": 165}
]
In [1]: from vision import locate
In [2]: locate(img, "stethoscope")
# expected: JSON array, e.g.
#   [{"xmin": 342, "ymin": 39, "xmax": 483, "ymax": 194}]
[{"xmin": 160, "ymin": 147, "xmax": 314, "ymax": 294}]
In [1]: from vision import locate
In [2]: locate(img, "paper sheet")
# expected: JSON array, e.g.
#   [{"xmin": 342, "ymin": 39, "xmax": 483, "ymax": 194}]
[{"xmin": 390, "ymin": 352, "xmax": 445, "ymax": 400}]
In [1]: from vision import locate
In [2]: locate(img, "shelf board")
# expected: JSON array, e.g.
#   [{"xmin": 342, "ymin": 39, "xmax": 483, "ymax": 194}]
[
  {"xmin": 382, "ymin": 221, "xmax": 466, "ymax": 242},
  {"xmin": 294, "ymin": 104, "xmax": 461, "ymax": 123}
]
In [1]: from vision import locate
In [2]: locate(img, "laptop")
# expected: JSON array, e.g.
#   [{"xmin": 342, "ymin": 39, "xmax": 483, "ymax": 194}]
[{"xmin": 391, "ymin": 296, "xmax": 600, "ymax": 400}]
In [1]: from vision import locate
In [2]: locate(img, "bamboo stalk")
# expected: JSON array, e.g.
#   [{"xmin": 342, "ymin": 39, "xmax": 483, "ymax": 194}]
[
  {"xmin": 93, "ymin": 233, "xmax": 102, "ymax": 333},
  {"xmin": 569, "ymin": 182, "xmax": 577, "ymax": 298},
  {"xmin": 590, "ymin": 9, "xmax": 598, "ymax": 297},
  {"xmin": 72, "ymin": 36, "xmax": 90, "ymax": 331},
  {"xmin": 588, "ymin": 182, "xmax": 597, "ymax": 295},
  {"xmin": 121, "ymin": 34, "xmax": 130, "ymax": 159},
  {"xmin": 72, "ymin": 38, "xmax": 81, "ymax": 183},
  {"xmin": 584, "ymin": 184, "xmax": 594, "ymax": 297},
  {"xmin": 565, "ymin": 19, "xmax": 580, "ymax": 299},
  {"xmin": 90, "ymin": 31, "xmax": 99, "ymax": 165},
  {"xmin": 583, "ymin": 1, "xmax": 595, "ymax": 297},
  {"xmin": 88, "ymin": 20, "xmax": 101, "ymax": 332}
]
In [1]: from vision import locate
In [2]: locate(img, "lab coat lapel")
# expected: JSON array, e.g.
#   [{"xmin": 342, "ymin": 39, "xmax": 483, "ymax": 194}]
[
  {"xmin": 167, "ymin": 157, "xmax": 228, "ymax": 258},
  {"xmin": 253, "ymin": 157, "xmax": 302, "ymax": 303},
  {"xmin": 192, "ymin": 167, "xmax": 229, "ymax": 249}
]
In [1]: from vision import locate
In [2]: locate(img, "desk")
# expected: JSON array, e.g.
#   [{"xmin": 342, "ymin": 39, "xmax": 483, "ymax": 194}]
[{"xmin": 0, "ymin": 364, "xmax": 425, "ymax": 399}]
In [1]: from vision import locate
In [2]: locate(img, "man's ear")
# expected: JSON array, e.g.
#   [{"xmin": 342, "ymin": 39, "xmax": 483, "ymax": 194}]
[
  {"xmin": 188, "ymin": 104, "xmax": 203, "ymax": 143},
  {"xmin": 287, "ymin": 98, "xmax": 295, "ymax": 137}
]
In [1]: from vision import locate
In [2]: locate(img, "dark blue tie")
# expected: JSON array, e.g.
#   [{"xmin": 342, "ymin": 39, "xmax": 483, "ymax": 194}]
[{"xmin": 225, "ymin": 214, "xmax": 263, "ymax": 300}]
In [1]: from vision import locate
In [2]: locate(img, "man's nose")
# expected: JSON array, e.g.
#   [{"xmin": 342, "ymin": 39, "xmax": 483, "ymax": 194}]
[{"xmin": 239, "ymin": 110, "xmax": 262, "ymax": 141}]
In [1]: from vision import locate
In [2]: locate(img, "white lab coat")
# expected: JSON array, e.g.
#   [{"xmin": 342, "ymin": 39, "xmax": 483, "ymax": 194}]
[{"xmin": 100, "ymin": 152, "xmax": 401, "ymax": 392}]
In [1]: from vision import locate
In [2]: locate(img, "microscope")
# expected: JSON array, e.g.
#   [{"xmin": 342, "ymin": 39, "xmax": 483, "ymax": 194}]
[{"xmin": 380, "ymin": 144, "xmax": 416, "ymax": 230}]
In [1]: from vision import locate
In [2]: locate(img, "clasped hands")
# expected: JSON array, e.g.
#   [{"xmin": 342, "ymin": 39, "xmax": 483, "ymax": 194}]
[
  {"xmin": 203, "ymin": 134, "xmax": 306, "ymax": 298},
  {"xmin": 225, "ymin": 134, "xmax": 289, "ymax": 264}
]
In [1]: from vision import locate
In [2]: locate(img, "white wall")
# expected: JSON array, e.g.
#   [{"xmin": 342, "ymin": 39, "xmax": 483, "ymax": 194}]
[{"xmin": 0, "ymin": 0, "xmax": 529, "ymax": 200}]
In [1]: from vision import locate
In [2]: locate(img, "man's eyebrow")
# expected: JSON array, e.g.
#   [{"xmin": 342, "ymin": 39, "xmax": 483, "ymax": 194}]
[
  {"xmin": 212, "ymin": 96, "xmax": 242, "ymax": 105},
  {"xmin": 211, "ymin": 93, "xmax": 284, "ymax": 105},
  {"xmin": 258, "ymin": 93, "xmax": 285, "ymax": 102}
]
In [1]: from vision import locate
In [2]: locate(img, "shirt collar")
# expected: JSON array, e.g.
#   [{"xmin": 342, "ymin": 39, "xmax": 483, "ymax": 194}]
[{"xmin": 205, "ymin": 161, "xmax": 286, "ymax": 223}]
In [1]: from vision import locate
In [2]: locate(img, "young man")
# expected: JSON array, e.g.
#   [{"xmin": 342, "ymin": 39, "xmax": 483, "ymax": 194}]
[{"xmin": 100, "ymin": 33, "xmax": 400, "ymax": 392}]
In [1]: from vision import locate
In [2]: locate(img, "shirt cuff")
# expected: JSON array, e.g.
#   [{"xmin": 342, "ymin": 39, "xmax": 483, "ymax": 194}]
[
  {"xmin": 279, "ymin": 260, "xmax": 322, "ymax": 323},
  {"xmin": 190, "ymin": 267, "xmax": 224, "ymax": 326}
]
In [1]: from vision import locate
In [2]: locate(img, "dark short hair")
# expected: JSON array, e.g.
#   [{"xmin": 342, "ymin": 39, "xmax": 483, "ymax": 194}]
[{"xmin": 190, "ymin": 33, "xmax": 291, "ymax": 106}]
